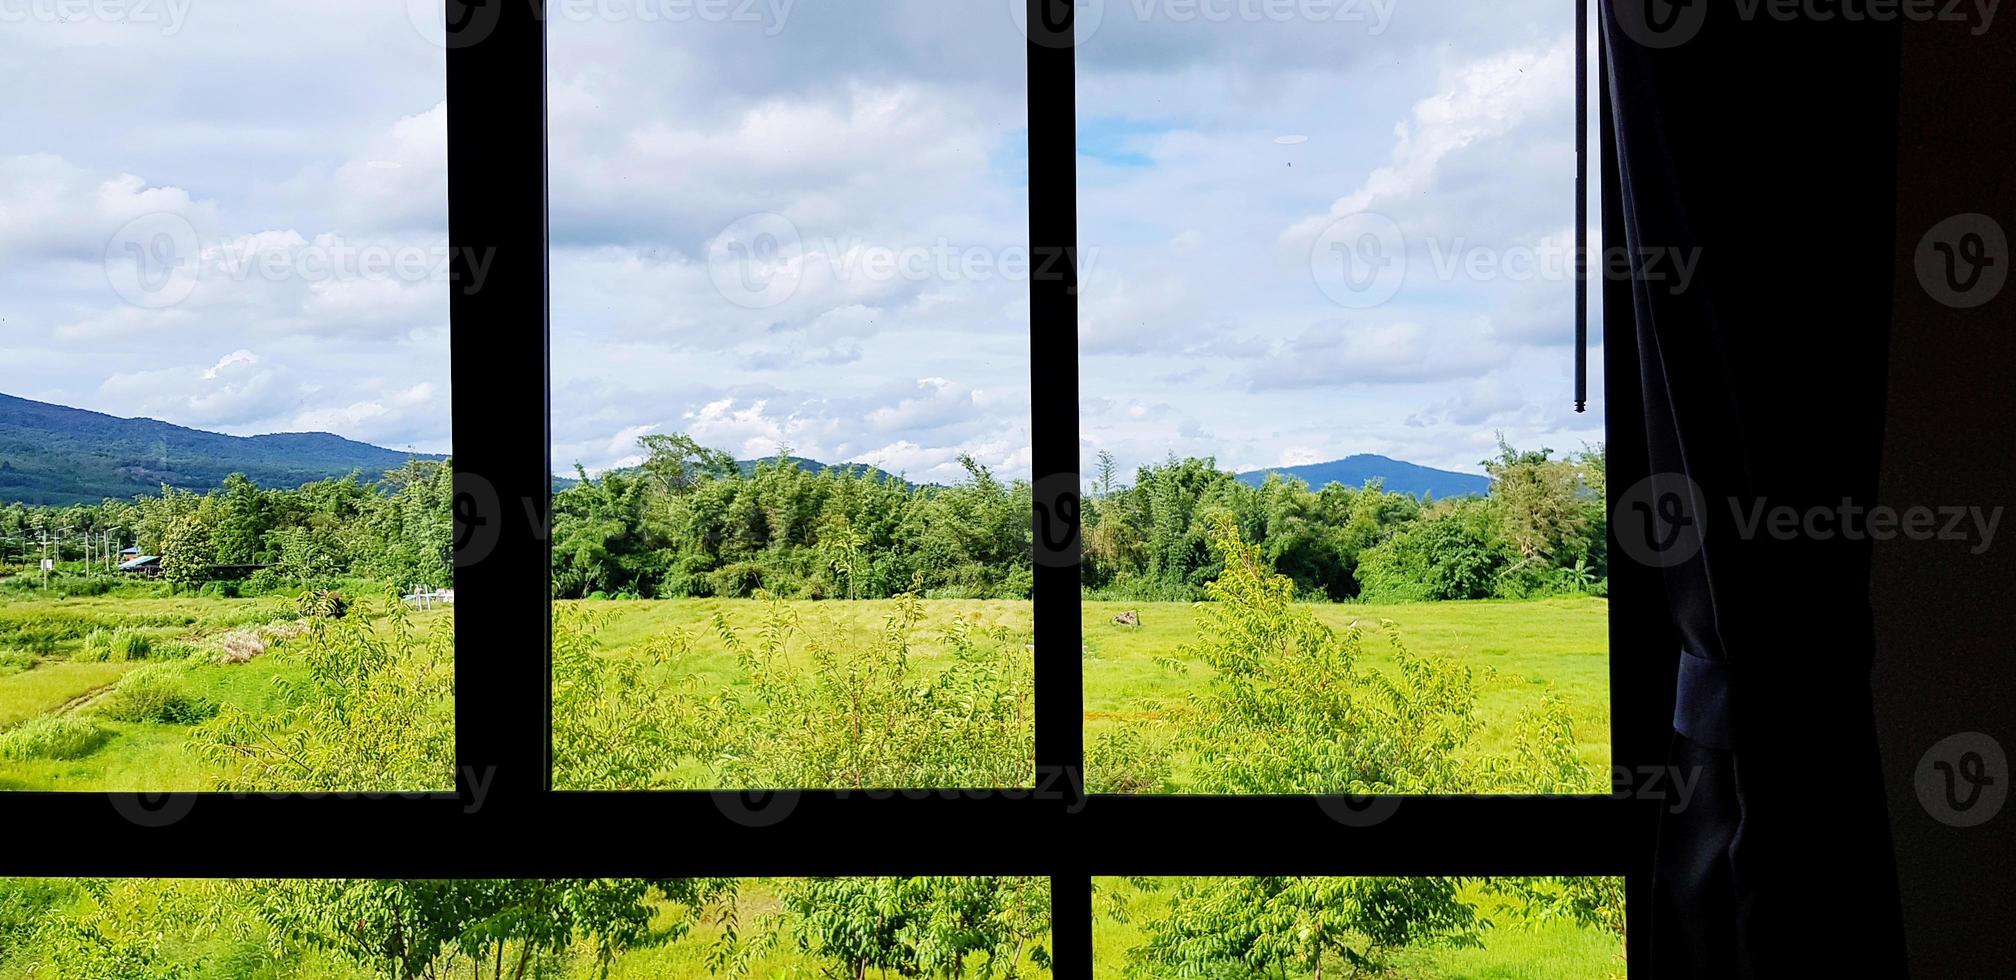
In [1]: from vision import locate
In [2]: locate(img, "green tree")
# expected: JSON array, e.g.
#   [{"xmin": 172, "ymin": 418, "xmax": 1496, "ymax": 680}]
[{"xmin": 1128, "ymin": 877, "xmax": 1483, "ymax": 979}]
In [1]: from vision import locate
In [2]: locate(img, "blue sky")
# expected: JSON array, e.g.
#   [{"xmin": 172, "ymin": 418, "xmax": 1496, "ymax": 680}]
[{"xmin": 0, "ymin": 0, "xmax": 1601, "ymax": 484}]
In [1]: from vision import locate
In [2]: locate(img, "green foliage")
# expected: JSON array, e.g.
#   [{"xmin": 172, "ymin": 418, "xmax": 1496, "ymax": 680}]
[
  {"xmin": 0, "ymin": 459, "xmax": 455, "ymax": 598},
  {"xmin": 192, "ymin": 592, "xmax": 453, "ymax": 792},
  {"xmin": 0, "ymin": 714, "xmax": 111, "ymax": 761},
  {"xmin": 1083, "ymin": 725, "xmax": 1174, "ymax": 795},
  {"xmin": 1485, "ymin": 876, "xmax": 1627, "ymax": 947},
  {"xmin": 1126, "ymin": 877, "xmax": 1483, "ymax": 979},
  {"xmin": 96, "ymin": 663, "xmax": 219, "ymax": 725},
  {"xmin": 726, "ymin": 877, "xmax": 1050, "ymax": 979},
  {"xmin": 552, "ymin": 447, "xmax": 1031, "ymax": 603},
  {"xmin": 0, "ymin": 650, "xmax": 37, "ymax": 676},
  {"xmin": 251, "ymin": 878, "xmax": 732, "ymax": 980},
  {"xmin": 1177, "ymin": 516, "xmax": 1588, "ymax": 795},
  {"xmin": 82, "ymin": 627, "xmax": 153, "ymax": 662},
  {"xmin": 553, "ymin": 595, "xmax": 1035, "ymax": 790}
]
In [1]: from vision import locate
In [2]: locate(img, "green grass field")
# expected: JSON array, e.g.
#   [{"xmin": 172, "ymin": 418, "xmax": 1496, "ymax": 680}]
[
  {"xmin": 1085, "ymin": 597, "xmax": 1611, "ymax": 791},
  {"xmin": 0, "ymin": 587, "xmax": 450, "ymax": 792},
  {"xmin": 564, "ymin": 595, "xmax": 1609, "ymax": 793},
  {"xmin": 1093, "ymin": 877, "xmax": 1625, "ymax": 979}
]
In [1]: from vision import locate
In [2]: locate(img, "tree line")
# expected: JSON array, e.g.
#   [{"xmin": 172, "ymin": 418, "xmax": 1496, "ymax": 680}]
[
  {"xmin": 0, "ymin": 460, "xmax": 453, "ymax": 594},
  {"xmin": 551, "ymin": 433, "xmax": 1607, "ymax": 603},
  {"xmin": 1, "ymin": 432, "xmax": 1608, "ymax": 604}
]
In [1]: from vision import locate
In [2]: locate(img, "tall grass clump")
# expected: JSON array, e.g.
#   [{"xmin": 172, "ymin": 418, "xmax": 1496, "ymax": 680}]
[
  {"xmin": 96, "ymin": 664, "xmax": 219, "ymax": 725},
  {"xmin": 0, "ymin": 715, "xmax": 111, "ymax": 761},
  {"xmin": 81, "ymin": 628, "xmax": 153, "ymax": 663}
]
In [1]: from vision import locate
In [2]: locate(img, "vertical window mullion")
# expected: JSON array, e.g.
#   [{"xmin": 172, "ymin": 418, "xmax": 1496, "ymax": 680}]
[{"xmin": 448, "ymin": 0, "xmax": 552, "ymax": 812}]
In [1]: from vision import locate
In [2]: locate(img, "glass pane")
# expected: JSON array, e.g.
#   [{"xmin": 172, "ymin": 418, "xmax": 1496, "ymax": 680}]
[
  {"xmin": 0, "ymin": 2, "xmax": 452, "ymax": 792},
  {"xmin": 548, "ymin": 2, "xmax": 1034, "ymax": 790},
  {"xmin": 1095, "ymin": 876, "xmax": 1626, "ymax": 977},
  {"xmin": 0, "ymin": 876, "xmax": 1053, "ymax": 977},
  {"xmin": 1077, "ymin": 1, "xmax": 1609, "ymax": 794}
]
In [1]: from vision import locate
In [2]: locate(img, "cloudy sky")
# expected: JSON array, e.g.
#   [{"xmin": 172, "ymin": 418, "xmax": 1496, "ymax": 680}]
[
  {"xmin": 0, "ymin": 2, "xmax": 450, "ymax": 453},
  {"xmin": 2, "ymin": 1, "xmax": 1601, "ymax": 484}
]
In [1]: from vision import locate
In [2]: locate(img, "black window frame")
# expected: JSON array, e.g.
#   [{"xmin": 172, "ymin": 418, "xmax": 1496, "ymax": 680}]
[{"xmin": 2, "ymin": 2, "xmax": 1659, "ymax": 974}]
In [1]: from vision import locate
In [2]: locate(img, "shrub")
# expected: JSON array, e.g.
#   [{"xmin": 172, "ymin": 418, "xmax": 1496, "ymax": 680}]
[
  {"xmin": 244, "ymin": 568, "xmax": 284, "ymax": 595},
  {"xmin": 0, "ymin": 651, "xmax": 37, "ymax": 676},
  {"xmin": 97, "ymin": 665, "xmax": 219, "ymax": 725},
  {"xmin": 1181, "ymin": 515, "xmax": 1586, "ymax": 795},
  {"xmin": 198, "ymin": 579, "xmax": 241, "ymax": 599},
  {"xmin": 0, "ymin": 715, "xmax": 111, "ymax": 761},
  {"xmin": 1085, "ymin": 726, "xmax": 1174, "ymax": 794}
]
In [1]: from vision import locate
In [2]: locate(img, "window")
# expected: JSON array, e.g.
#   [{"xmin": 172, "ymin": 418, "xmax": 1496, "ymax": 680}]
[
  {"xmin": 1, "ymin": 3, "xmax": 1640, "ymax": 975},
  {"xmin": 0, "ymin": 0, "xmax": 453, "ymax": 794},
  {"xmin": 1076, "ymin": 0, "xmax": 1609, "ymax": 798},
  {"xmin": 546, "ymin": 0, "xmax": 1036, "ymax": 792}
]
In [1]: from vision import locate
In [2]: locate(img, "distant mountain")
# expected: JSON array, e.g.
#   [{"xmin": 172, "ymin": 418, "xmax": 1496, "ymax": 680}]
[
  {"xmin": 733, "ymin": 456, "xmax": 908, "ymax": 485},
  {"xmin": 0, "ymin": 392, "xmax": 444, "ymax": 506},
  {"xmin": 554, "ymin": 455, "xmax": 909, "ymax": 492},
  {"xmin": 1235, "ymin": 454, "xmax": 1490, "ymax": 499}
]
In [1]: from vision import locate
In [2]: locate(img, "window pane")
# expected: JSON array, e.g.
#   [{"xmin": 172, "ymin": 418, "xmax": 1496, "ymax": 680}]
[
  {"xmin": 1076, "ymin": 2, "xmax": 1608, "ymax": 795},
  {"xmin": 1095, "ymin": 876, "xmax": 1625, "ymax": 976},
  {"xmin": 0, "ymin": 877, "xmax": 1053, "ymax": 977},
  {"xmin": 548, "ymin": 3, "xmax": 1034, "ymax": 790},
  {"xmin": 0, "ymin": 3, "xmax": 452, "ymax": 792}
]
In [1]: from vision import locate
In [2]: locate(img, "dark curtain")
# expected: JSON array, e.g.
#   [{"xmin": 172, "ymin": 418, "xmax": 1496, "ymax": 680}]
[{"xmin": 1602, "ymin": 3, "xmax": 1908, "ymax": 976}]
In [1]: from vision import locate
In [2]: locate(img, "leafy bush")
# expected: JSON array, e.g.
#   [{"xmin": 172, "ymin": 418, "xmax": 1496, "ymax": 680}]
[
  {"xmin": 97, "ymin": 665, "xmax": 219, "ymax": 725},
  {"xmin": 721, "ymin": 877, "xmax": 1050, "ymax": 979},
  {"xmin": 243, "ymin": 568, "xmax": 284, "ymax": 595},
  {"xmin": 1125, "ymin": 877, "xmax": 1483, "ymax": 979},
  {"xmin": 1174, "ymin": 515, "xmax": 1584, "ymax": 795},
  {"xmin": 197, "ymin": 579, "xmax": 241, "ymax": 599},
  {"xmin": 193, "ymin": 593, "xmax": 453, "ymax": 792},
  {"xmin": 1085, "ymin": 726, "xmax": 1174, "ymax": 795},
  {"xmin": 0, "ymin": 715, "xmax": 112, "ymax": 761},
  {"xmin": 1355, "ymin": 508, "xmax": 1505, "ymax": 602}
]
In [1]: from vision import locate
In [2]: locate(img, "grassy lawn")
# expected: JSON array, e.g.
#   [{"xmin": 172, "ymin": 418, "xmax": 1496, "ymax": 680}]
[
  {"xmin": 0, "ymin": 588, "xmax": 451, "ymax": 792},
  {"xmin": 1084, "ymin": 597, "xmax": 1610, "ymax": 791},
  {"xmin": 0, "ymin": 659, "xmax": 137, "ymax": 729},
  {"xmin": 564, "ymin": 595, "xmax": 1608, "ymax": 793},
  {"xmin": 1093, "ymin": 877, "xmax": 1624, "ymax": 980}
]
